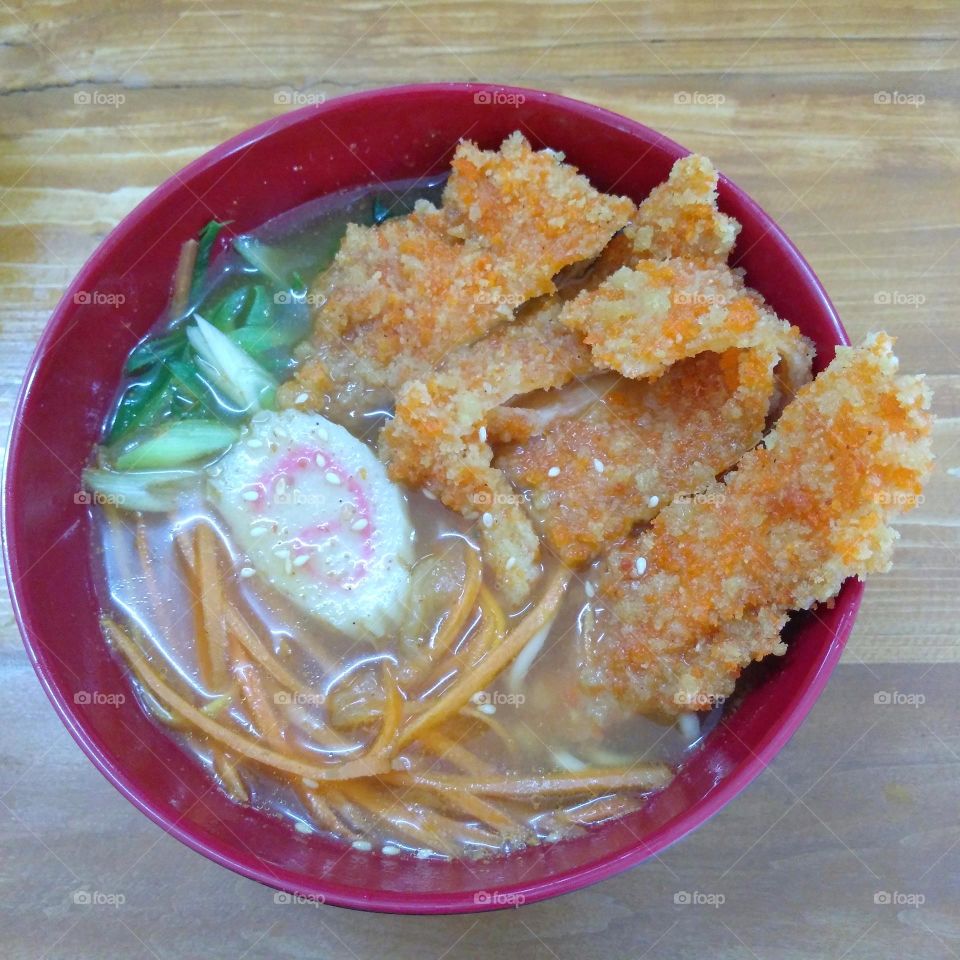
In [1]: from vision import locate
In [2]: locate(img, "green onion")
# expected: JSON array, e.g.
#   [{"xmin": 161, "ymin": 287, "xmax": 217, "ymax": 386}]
[
  {"xmin": 107, "ymin": 369, "xmax": 175, "ymax": 442},
  {"xmin": 114, "ymin": 420, "xmax": 239, "ymax": 471},
  {"xmin": 81, "ymin": 466, "xmax": 199, "ymax": 513},
  {"xmin": 228, "ymin": 324, "xmax": 303, "ymax": 356},
  {"xmin": 244, "ymin": 285, "xmax": 274, "ymax": 326},
  {"xmin": 205, "ymin": 285, "xmax": 251, "ymax": 332},
  {"xmin": 187, "ymin": 316, "xmax": 276, "ymax": 412},
  {"xmin": 233, "ymin": 236, "xmax": 291, "ymax": 288},
  {"xmin": 192, "ymin": 220, "xmax": 231, "ymax": 297},
  {"xmin": 124, "ymin": 332, "xmax": 185, "ymax": 376}
]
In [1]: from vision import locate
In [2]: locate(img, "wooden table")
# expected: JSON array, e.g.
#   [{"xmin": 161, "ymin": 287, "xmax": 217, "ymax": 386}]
[{"xmin": 1, "ymin": 2, "xmax": 958, "ymax": 957}]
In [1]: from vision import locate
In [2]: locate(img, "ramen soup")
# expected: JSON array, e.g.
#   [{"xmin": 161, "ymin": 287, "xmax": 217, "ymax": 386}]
[{"xmin": 86, "ymin": 133, "xmax": 933, "ymax": 860}]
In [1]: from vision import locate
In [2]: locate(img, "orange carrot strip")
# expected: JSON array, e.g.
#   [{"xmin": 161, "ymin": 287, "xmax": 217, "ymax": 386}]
[
  {"xmin": 171, "ymin": 238, "xmax": 198, "ymax": 316},
  {"xmin": 381, "ymin": 764, "xmax": 673, "ymax": 798},
  {"xmin": 195, "ymin": 524, "xmax": 229, "ymax": 690},
  {"xmin": 105, "ymin": 619, "xmax": 392, "ymax": 781},
  {"xmin": 395, "ymin": 568, "xmax": 570, "ymax": 750}
]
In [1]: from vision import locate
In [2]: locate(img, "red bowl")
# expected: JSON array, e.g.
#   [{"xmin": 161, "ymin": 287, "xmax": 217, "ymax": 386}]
[{"xmin": 2, "ymin": 83, "xmax": 861, "ymax": 914}]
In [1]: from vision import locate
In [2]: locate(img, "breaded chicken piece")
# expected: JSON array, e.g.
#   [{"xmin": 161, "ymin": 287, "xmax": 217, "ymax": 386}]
[
  {"xmin": 496, "ymin": 347, "xmax": 779, "ymax": 566},
  {"xmin": 302, "ymin": 132, "xmax": 633, "ymax": 396},
  {"xmin": 381, "ymin": 302, "xmax": 592, "ymax": 604},
  {"xmin": 559, "ymin": 259, "xmax": 814, "ymax": 398},
  {"xmin": 627, "ymin": 153, "xmax": 740, "ymax": 264},
  {"xmin": 583, "ymin": 334, "xmax": 933, "ymax": 718}
]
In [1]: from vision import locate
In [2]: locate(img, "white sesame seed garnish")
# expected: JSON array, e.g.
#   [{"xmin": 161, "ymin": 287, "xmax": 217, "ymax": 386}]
[
  {"xmin": 635, "ymin": 556, "xmax": 647, "ymax": 576},
  {"xmin": 505, "ymin": 556, "xmax": 516, "ymax": 570},
  {"xmin": 482, "ymin": 511, "xmax": 494, "ymax": 528},
  {"xmin": 478, "ymin": 702, "xmax": 497, "ymax": 715},
  {"xmin": 273, "ymin": 548, "xmax": 291, "ymax": 559},
  {"xmin": 352, "ymin": 839, "xmax": 373, "ymax": 852},
  {"xmin": 317, "ymin": 428, "xmax": 329, "ymax": 442},
  {"xmin": 547, "ymin": 466, "xmax": 561, "ymax": 478},
  {"xmin": 249, "ymin": 525, "xmax": 269, "ymax": 538},
  {"xmin": 242, "ymin": 490, "xmax": 259, "ymax": 502},
  {"xmin": 415, "ymin": 848, "xmax": 435, "ymax": 860},
  {"xmin": 275, "ymin": 478, "xmax": 287, "ymax": 496},
  {"xmin": 315, "ymin": 453, "xmax": 326, "ymax": 468},
  {"xmin": 324, "ymin": 472, "xmax": 341, "ymax": 485},
  {"xmin": 593, "ymin": 459, "xmax": 604, "ymax": 473},
  {"xmin": 240, "ymin": 566, "xmax": 256, "ymax": 578},
  {"xmin": 423, "ymin": 489, "xmax": 437, "ymax": 501},
  {"xmin": 294, "ymin": 392, "xmax": 309, "ymax": 405},
  {"xmin": 302, "ymin": 777, "xmax": 319, "ymax": 789},
  {"xmin": 585, "ymin": 581, "xmax": 596, "ymax": 598},
  {"xmin": 381, "ymin": 844, "xmax": 400, "ymax": 856},
  {"xmin": 247, "ymin": 438, "xmax": 264, "ymax": 448},
  {"xmin": 295, "ymin": 821, "xmax": 313, "ymax": 834},
  {"xmin": 648, "ymin": 495, "xmax": 660, "ymax": 508},
  {"xmin": 293, "ymin": 554, "xmax": 310, "ymax": 568},
  {"xmin": 478, "ymin": 425, "xmax": 487, "ymax": 443},
  {"xmin": 351, "ymin": 518, "xmax": 369, "ymax": 532}
]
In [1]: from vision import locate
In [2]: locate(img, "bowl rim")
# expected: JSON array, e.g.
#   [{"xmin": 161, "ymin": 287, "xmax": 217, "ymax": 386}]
[{"xmin": 2, "ymin": 81, "xmax": 861, "ymax": 914}]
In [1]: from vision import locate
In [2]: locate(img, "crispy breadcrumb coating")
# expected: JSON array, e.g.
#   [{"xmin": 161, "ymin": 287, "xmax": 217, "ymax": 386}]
[
  {"xmin": 302, "ymin": 132, "xmax": 633, "ymax": 395},
  {"xmin": 382, "ymin": 302, "xmax": 591, "ymax": 604},
  {"xmin": 559, "ymin": 258, "xmax": 814, "ymax": 399},
  {"xmin": 496, "ymin": 347, "xmax": 779, "ymax": 566},
  {"xmin": 627, "ymin": 153, "xmax": 740, "ymax": 264},
  {"xmin": 584, "ymin": 334, "xmax": 933, "ymax": 718}
]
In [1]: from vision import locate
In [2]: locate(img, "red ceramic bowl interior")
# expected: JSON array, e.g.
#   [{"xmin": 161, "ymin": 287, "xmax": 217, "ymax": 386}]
[{"xmin": 3, "ymin": 83, "xmax": 862, "ymax": 914}]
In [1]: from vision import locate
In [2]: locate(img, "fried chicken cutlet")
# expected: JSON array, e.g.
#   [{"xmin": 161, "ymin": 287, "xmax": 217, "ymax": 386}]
[{"xmin": 582, "ymin": 334, "xmax": 933, "ymax": 718}]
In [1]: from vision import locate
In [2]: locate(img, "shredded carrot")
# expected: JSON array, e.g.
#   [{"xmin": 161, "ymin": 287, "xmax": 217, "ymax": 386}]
[
  {"xmin": 229, "ymin": 636, "xmax": 286, "ymax": 749},
  {"xmin": 429, "ymin": 545, "xmax": 482, "ymax": 660},
  {"xmin": 417, "ymin": 730, "xmax": 494, "ymax": 776},
  {"xmin": 195, "ymin": 524, "xmax": 229, "ymax": 690},
  {"xmin": 105, "ymin": 618, "xmax": 392, "ymax": 781},
  {"xmin": 395, "ymin": 567, "xmax": 570, "ymax": 750},
  {"xmin": 381, "ymin": 764, "xmax": 672, "ymax": 798},
  {"xmin": 171, "ymin": 237, "xmax": 198, "ymax": 317}
]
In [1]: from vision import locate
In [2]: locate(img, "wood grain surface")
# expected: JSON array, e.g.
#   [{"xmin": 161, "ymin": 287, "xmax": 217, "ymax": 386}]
[{"xmin": 1, "ymin": 2, "xmax": 958, "ymax": 958}]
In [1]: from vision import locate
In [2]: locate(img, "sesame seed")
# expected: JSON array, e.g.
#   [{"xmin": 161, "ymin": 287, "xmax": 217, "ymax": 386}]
[
  {"xmin": 302, "ymin": 777, "xmax": 319, "ymax": 789},
  {"xmin": 635, "ymin": 556, "xmax": 647, "ymax": 576},
  {"xmin": 478, "ymin": 425, "xmax": 487, "ymax": 443},
  {"xmin": 593, "ymin": 459, "xmax": 604, "ymax": 473},
  {"xmin": 315, "ymin": 453, "xmax": 326, "ymax": 468},
  {"xmin": 351, "ymin": 839, "xmax": 373, "ymax": 852},
  {"xmin": 247, "ymin": 438, "xmax": 264, "ymax": 449},
  {"xmin": 415, "ymin": 848, "xmax": 435, "ymax": 860},
  {"xmin": 482, "ymin": 511, "xmax": 494, "ymax": 528},
  {"xmin": 423, "ymin": 489, "xmax": 437, "ymax": 501},
  {"xmin": 295, "ymin": 392, "xmax": 309, "ymax": 405},
  {"xmin": 317, "ymin": 428, "xmax": 329, "ymax": 442},
  {"xmin": 293, "ymin": 554, "xmax": 310, "ymax": 568},
  {"xmin": 249, "ymin": 525, "xmax": 269, "ymax": 537},
  {"xmin": 351, "ymin": 518, "xmax": 369, "ymax": 532},
  {"xmin": 240, "ymin": 567, "xmax": 256, "ymax": 578},
  {"xmin": 325, "ymin": 472, "xmax": 341, "ymax": 485},
  {"xmin": 648, "ymin": 495, "xmax": 660, "ymax": 508},
  {"xmin": 242, "ymin": 490, "xmax": 259, "ymax": 502},
  {"xmin": 275, "ymin": 478, "xmax": 287, "ymax": 496},
  {"xmin": 294, "ymin": 821, "xmax": 313, "ymax": 835},
  {"xmin": 505, "ymin": 556, "xmax": 516, "ymax": 570},
  {"xmin": 547, "ymin": 466, "xmax": 561, "ymax": 478},
  {"xmin": 585, "ymin": 581, "xmax": 596, "ymax": 598},
  {"xmin": 273, "ymin": 548, "xmax": 290, "ymax": 559},
  {"xmin": 478, "ymin": 703, "xmax": 496, "ymax": 715},
  {"xmin": 381, "ymin": 844, "xmax": 401, "ymax": 856}
]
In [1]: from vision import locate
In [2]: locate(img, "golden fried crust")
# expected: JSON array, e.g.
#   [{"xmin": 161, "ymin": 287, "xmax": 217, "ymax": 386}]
[
  {"xmin": 626, "ymin": 153, "xmax": 740, "ymax": 264},
  {"xmin": 381, "ymin": 303, "xmax": 591, "ymax": 604},
  {"xmin": 559, "ymin": 259, "xmax": 815, "ymax": 395},
  {"xmin": 496, "ymin": 347, "xmax": 778, "ymax": 566},
  {"xmin": 305, "ymin": 132, "xmax": 633, "ymax": 395},
  {"xmin": 584, "ymin": 334, "xmax": 934, "ymax": 717}
]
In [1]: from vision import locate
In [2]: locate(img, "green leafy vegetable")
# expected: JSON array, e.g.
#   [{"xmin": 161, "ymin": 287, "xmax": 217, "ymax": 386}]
[
  {"xmin": 205, "ymin": 285, "xmax": 252, "ymax": 332},
  {"xmin": 114, "ymin": 420, "xmax": 240, "ymax": 471},
  {"xmin": 244, "ymin": 285, "xmax": 274, "ymax": 326},
  {"xmin": 107, "ymin": 368, "xmax": 175, "ymax": 442}
]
